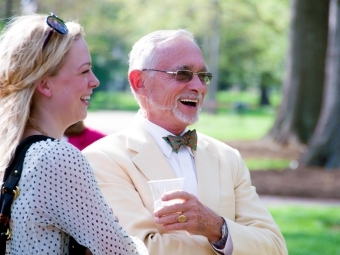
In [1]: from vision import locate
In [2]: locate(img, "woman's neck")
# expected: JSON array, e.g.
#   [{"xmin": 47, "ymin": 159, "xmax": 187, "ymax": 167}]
[{"xmin": 22, "ymin": 128, "xmax": 49, "ymax": 140}]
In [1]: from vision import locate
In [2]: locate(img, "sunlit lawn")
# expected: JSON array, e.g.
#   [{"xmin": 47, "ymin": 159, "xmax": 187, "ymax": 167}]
[
  {"xmin": 269, "ymin": 206, "xmax": 340, "ymax": 255},
  {"xmin": 190, "ymin": 110, "xmax": 276, "ymax": 141},
  {"xmin": 245, "ymin": 158, "xmax": 291, "ymax": 170}
]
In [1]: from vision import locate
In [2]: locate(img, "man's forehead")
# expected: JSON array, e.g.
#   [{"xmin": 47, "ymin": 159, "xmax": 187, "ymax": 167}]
[{"xmin": 157, "ymin": 40, "xmax": 207, "ymax": 70}]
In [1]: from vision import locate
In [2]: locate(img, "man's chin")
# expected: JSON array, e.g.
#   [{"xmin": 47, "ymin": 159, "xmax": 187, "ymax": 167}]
[{"xmin": 173, "ymin": 109, "xmax": 199, "ymax": 125}]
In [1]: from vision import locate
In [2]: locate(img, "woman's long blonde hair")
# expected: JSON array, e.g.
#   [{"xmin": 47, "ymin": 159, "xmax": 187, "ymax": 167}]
[{"xmin": 0, "ymin": 14, "xmax": 84, "ymax": 175}]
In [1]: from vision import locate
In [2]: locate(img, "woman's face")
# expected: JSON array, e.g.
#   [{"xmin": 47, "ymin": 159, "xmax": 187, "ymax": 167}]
[{"xmin": 46, "ymin": 37, "xmax": 99, "ymax": 127}]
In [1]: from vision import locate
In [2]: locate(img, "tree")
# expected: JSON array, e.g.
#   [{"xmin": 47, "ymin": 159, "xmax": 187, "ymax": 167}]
[
  {"xmin": 4, "ymin": 0, "xmax": 13, "ymax": 19},
  {"xmin": 300, "ymin": 0, "xmax": 340, "ymax": 169},
  {"xmin": 203, "ymin": 0, "xmax": 221, "ymax": 113},
  {"xmin": 2, "ymin": 0, "xmax": 21, "ymax": 21},
  {"xmin": 2, "ymin": 0, "xmax": 289, "ymax": 109},
  {"xmin": 259, "ymin": 71, "xmax": 276, "ymax": 106},
  {"xmin": 266, "ymin": 0, "xmax": 330, "ymax": 144}
]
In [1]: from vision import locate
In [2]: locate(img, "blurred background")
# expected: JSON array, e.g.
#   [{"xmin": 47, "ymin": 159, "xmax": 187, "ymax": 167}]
[{"xmin": 1, "ymin": 0, "xmax": 339, "ymax": 254}]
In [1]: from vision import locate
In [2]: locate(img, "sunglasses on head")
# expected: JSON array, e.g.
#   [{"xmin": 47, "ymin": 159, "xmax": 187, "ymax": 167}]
[
  {"xmin": 42, "ymin": 13, "xmax": 68, "ymax": 50},
  {"xmin": 142, "ymin": 69, "xmax": 213, "ymax": 85}
]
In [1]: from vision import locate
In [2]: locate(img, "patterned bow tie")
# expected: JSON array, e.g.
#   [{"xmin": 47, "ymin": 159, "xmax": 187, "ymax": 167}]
[{"xmin": 163, "ymin": 129, "xmax": 197, "ymax": 153}]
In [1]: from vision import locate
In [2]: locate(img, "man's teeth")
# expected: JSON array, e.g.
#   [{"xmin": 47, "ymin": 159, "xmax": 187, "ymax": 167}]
[
  {"xmin": 180, "ymin": 99, "xmax": 198, "ymax": 103},
  {"xmin": 81, "ymin": 95, "xmax": 90, "ymax": 101},
  {"xmin": 180, "ymin": 99, "xmax": 198, "ymax": 107}
]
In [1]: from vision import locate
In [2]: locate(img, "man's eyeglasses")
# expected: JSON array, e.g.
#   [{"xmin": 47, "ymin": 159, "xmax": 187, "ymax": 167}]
[
  {"xmin": 42, "ymin": 13, "xmax": 68, "ymax": 50},
  {"xmin": 142, "ymin": 69, "xmax": 213, "ymax": 85}
]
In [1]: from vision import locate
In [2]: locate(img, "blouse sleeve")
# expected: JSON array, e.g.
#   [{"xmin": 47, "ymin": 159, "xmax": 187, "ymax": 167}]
[{"xmin": 29, "ymin": 139, "xmax": 148, "ymax": 255}]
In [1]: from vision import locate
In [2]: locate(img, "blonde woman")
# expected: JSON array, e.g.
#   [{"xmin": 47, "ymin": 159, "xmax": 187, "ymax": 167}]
[{"xmin": 0, "ymin": 14, "xmax": 147, "ymax": 255}]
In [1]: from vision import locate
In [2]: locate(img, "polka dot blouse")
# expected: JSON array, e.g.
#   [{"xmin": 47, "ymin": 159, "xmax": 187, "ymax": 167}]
[{"xmin": 6, "ymin": 139, "xmax": 148, "ymax": 255}]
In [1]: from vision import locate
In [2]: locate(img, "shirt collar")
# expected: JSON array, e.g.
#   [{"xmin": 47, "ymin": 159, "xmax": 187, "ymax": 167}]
[{"xmin": 135, "ymin": 111, "xmax": 193, "ymax": 158}]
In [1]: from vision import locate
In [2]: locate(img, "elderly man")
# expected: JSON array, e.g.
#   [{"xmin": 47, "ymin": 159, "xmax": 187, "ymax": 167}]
[{"xmin": 83, "ymin": 29, "xmax": 287, "ymax": 255}]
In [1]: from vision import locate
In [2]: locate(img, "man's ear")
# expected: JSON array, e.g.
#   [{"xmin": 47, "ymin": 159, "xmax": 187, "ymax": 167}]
[
  {"xmin": 129, "ymin": 70, "xmax": 146, "ymax": 96},
  {"xmin": 35, "ymin": 78, "xmax": 52, "ymax": 97}
]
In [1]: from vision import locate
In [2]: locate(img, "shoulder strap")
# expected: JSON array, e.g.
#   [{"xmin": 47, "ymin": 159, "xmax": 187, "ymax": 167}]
[
  {"xmin": 2, "ymin": 135, "xmax": 54, "ymax": 182},
  {"xmin": 0, "ymin": 135, "xmax": 54, "ymax": 253}
]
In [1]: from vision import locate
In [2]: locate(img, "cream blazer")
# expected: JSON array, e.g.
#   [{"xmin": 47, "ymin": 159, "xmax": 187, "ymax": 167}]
[{"xmin": 83, "ymin": 121, "xmax": 287, "ymax": 255}]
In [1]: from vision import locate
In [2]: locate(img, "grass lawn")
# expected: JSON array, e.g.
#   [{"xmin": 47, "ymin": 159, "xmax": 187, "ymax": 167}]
[
  {"xmin": 245, "ymin": 158, "xmax": 291, "ymax": 170},
  {"xmin": 269, "ymin": 206, "xmax": 340, "ymax": 255},
  {"xmin": 189, "ymin": 110, "xmax": 275, "ymax": 141}
]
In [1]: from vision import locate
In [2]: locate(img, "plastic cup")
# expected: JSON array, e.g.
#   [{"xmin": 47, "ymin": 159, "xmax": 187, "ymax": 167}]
[{"xmin": 147, "ymin": 178, "xmax": 185, "ymax": 209}]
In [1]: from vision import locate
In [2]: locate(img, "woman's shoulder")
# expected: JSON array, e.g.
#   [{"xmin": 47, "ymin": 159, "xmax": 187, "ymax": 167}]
[
  {"xmin": 25, "ymin": 138, "xmax": 92, "ymax": 180},
  {"xmin": 27, "ymin": 138, "xmax": 86, "ymax": 163}
]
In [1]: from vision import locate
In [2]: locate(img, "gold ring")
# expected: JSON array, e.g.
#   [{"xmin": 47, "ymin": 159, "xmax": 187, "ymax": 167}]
[{"xmin": 177, "ymin": 214, "xmax": 187, "ymax": 223}]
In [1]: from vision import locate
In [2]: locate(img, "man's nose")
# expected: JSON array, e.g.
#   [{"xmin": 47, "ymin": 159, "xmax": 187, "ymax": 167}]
[{"xmin": 188, "ymin": 74, "xmax": 207, "ymax": 93}]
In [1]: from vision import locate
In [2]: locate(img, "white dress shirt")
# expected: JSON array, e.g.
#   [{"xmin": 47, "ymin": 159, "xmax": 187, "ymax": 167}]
[{"xmin": 137, "ymin": 113, "xmax": 198, "ymax": 196}]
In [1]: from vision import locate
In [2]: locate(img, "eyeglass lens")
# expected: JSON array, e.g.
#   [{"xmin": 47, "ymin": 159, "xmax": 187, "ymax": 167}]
[{"xmin": 176, "ymin": 70, "xmax": 212, "ymax": 84}]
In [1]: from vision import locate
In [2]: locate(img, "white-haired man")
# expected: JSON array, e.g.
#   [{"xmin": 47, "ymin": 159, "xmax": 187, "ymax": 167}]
[{"xmin": 83, "ymin": 29, "xmax": 287, "ymax": 255}]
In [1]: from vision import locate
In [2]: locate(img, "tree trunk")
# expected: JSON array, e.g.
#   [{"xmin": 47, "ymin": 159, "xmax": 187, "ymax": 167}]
[
  {"xmin": 266, "ymin": 0, "xmax": 330, "ymax": 144},
  {"xmin": 259, "ymin": 72, "xmax": 272, "ymax": 106},
  {"xmin": 4, "ymin": 0, "xmax": 14, "ymax": 20},
  {"xmin": 259, "ymin": 85, "xmax": 270, "ymax": 106},
  {"xmin": 300, "ymin": 0, "xmax": 340, "ymax": 169},
  {"xmin": 203, "ymin": 0, "xmax": 221, "ymax": 113}
]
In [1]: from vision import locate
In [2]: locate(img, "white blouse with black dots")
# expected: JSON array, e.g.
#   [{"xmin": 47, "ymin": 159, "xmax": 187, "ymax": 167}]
[{"xmin": 6, "ymin": 139, "xmax": 148, "ymax": 255}]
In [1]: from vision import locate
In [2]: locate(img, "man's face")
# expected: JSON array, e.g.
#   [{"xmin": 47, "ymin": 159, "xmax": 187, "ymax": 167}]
[{"xmin": 142, "ymin": 38, "xmax": 208, "ymax": 134}]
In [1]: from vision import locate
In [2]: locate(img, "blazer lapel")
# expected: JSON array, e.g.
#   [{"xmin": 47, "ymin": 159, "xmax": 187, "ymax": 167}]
[
  {"xmin": 126, "ymin": 123, "xmax": 176, "ymax": 181},
  {"xmin": 194, "ymin": 137, "xmax": 221, "ymax": 211}
]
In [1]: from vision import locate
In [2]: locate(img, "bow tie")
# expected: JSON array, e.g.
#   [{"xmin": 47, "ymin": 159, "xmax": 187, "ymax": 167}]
[{"xmin": 163, "ymin": 129, "xmax": 197, "ymax": 153}]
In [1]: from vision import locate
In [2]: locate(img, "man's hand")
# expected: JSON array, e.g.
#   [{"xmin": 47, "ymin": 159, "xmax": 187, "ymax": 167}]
[{"xmin": 153, "ymin": 190, "xmax": 224, "ymax": 242}]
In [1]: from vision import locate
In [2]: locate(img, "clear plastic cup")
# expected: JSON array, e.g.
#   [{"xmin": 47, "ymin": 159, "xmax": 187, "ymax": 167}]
[{"xmin": 147, "ymin": 178, "xmax": 185, "ymax": 209}]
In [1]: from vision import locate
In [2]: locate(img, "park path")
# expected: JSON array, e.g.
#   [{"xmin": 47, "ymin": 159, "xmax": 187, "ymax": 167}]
[{"xmin": 85, "ymin": 111, "xmax": 340, "ymax": 207}]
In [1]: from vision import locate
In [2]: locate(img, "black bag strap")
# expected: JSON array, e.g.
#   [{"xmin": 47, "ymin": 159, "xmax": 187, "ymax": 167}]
[
  {"xmin": 2, "ymin": 135, "xmax": 54, "ymax": 191},
  {"xmin": 0, "ymin": 135, "xmax": 54, "ymax": 254}
]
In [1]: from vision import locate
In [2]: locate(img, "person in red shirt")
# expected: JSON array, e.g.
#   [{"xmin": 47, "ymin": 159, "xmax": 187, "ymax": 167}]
[{"xmin": 64, "ymin": 120, "xmax": 106, "ymax": 150}]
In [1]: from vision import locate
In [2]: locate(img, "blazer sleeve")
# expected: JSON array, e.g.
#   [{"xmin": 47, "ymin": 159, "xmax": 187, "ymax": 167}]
[
  {"xmin": 195, "ymin": 134, "xmax": 287, "ymax": 255},
  {"xmin": 224, "ymin": 149, "xmax": 288, "ymax": 255}
]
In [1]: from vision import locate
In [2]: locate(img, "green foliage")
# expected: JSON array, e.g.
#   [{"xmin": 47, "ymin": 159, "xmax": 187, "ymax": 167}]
[
  {"xmin": 9, "ymin": 0, "xmax": 289, "ymax": 93},
  {"xmin": 269, "ymin": 206, "xmax": 340, "ymax": 255},
  {"xmin": 218, "ymin": 0, "xmax": 289, "ymax": 89}
]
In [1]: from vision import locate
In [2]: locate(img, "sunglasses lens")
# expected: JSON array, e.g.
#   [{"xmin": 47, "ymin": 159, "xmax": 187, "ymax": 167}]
[
  {"xmin": 198, "ymin": 73, "xmax": 212, "ymax": 84},
  {"xmin": 47, "ymin": 16, "xmax": 68, "ymax": 34},
  {"xmin": 43, "ymin": 14, "xmax": 68, "ymax": 50},
  {"xmin": 175, "ymin": 70, "xmax": 192, "ymax": 82}
]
